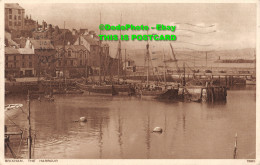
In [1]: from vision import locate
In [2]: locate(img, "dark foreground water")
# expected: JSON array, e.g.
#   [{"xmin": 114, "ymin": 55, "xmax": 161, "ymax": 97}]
[{"xmin": 5, "ymin": 85, "xmax": 256, "ymax": 159}]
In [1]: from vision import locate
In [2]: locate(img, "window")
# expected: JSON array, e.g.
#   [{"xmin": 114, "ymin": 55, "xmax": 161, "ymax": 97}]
[
  {"xmin": 9, "ymin": 9, "xmax": 12, "ymax": 14},
  {"xmin": 6, "ymin": 56, "xmax": 8, "ymax": 60},
  {"xmin": 18, "ymin": 10, "xmax": 21, "ymax": 14},
  {"xmin": 29, "ymin": 62, "xmax": 32, "ymax": 67},
  {"xmin": 70, "ymin": 60, "xmax": 73, "ymax": 66},
  {"xmin": 58, "ymin": 61, "xmax": 61, "ymax": 66},
  {"xmin": 29, "ymin": 55, "xmax": 32, "ymax": 59},
  {"xmin": 9, "ymin": 21, "xmax": 12, "ymax": 26},
  {"xmin": 5, "ymin": 63, "xmax": 8, "ymax": 68},
  {"xmin": 80, "ymin": 60, "xmax": 82, "ymax": 66},
  {"xmin": 68, "ymin": 50, "xmax": 72, "ymax": 57},
  {"xmin": 14, "ymin": 15, "xmax": 16, "ymax": 20},
  {"xmin": 22, "ymin": 55, "xmax": 25, "ymax": 59},
  {"xmin": 14, "ymin": 56, "xmax": 16, "ymax": 60},
  {"xmin": 79, "ymin": 51, "xmax": 83, "ymax": 58},
  {"xmin": 18, "ymin": 16, "xmax": 21, "ymax": 20},
  {"xmin": 9, "ymin": 15, "xmax": 12, "ymax": 19},
  {"xmin": 22, "ymin": 62, "xmax": 25, "ymax": 67},
  {"xmin": 14, "ymin": 62, "xmax": 16, "ymax": 68}
]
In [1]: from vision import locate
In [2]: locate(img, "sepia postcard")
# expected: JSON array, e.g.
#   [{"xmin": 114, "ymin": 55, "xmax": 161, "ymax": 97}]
[{"xmin": 0, "ymin": 0, "xmax": 259, "ymax": 164}]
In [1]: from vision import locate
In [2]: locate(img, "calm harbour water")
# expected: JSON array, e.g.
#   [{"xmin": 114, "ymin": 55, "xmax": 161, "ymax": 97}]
[{"xmin": 5, "ymin": 85, "xmax": 256, "ymax": 159}]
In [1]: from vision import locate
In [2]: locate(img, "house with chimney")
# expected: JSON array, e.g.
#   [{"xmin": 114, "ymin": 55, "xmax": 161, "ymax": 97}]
[
  {"xmin": 55, "ymin": 44, "xmax": 88, "ymax": 78},
  {"xmin": 73, "ymin": 33, "xmax": 103, "ymax": 75},
  {"xmin": 25, "ymin": 38, "xmax": 56, "ymax": 77}
]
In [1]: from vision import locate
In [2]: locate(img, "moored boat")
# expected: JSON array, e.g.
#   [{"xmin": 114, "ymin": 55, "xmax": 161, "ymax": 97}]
[{"xmin": 246, "ymin": 79, "xmax": 256, "ymax": 85}]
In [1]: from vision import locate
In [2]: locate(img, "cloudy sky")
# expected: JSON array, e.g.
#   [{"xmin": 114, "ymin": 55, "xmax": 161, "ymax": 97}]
[{"xmin": 20, "ymin": 3, "xmax": 256, "ymax": 57}]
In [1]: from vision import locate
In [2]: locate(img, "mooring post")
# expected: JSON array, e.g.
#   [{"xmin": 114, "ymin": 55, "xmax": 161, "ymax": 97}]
[
  {"xmin": 225, "ymin": 76, "xmax": 227, "ymax": 87},
  {"xmin": 27, "ymin": 90, "xmax": 32, "ymax": 159},
  {"xmin": 233, "ymin": 133, "xmax": 238, "ymax": 159},
  {"xmin": 211, "ymin": 87, "xmax": 214, "ymax": 103}
]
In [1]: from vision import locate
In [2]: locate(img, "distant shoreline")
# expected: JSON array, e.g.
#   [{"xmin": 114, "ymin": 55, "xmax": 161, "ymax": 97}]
[{"xmin": 214, "ymin": 59, "xmax": 255, "ymax": 63}]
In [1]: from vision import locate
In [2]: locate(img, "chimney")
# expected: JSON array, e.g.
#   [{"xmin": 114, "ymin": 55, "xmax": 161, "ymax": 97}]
[{"xmin": 42, "ymin": 20, "xmax": 45, "ymax": 31}]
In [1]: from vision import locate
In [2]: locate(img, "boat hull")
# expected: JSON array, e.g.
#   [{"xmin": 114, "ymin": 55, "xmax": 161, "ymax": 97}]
[
  {"xmin": 140, "ymin": 89, "xmax": 179, "ymax": 100},
  {"xmin": 76, "ymin": 82, "xmax": 135, "ymax": 96}
]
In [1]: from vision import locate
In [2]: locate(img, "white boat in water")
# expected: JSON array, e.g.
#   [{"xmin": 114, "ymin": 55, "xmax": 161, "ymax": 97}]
[
  {"xmin": 5, "ymin": 104, "xmax": 23, "ymax": 122},
  {"xmin": 5, "ymin": 104, "xmax": 23, "ymax": 111}
]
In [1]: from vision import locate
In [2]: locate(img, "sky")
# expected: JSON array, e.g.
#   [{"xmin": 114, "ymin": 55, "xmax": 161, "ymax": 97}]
[{"xmin": 20, "ymin": 3, "xmax": 257, "ymax": 58}]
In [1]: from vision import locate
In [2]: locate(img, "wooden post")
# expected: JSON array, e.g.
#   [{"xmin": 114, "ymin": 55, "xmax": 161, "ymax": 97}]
[
  {"xmin": 225, "ymin": 76, "xmax": 227, "ymax": 87},
  {"xmin": 211, "ymin": 87, "xmax": 214, "ymax": 103},
  {"xmin": 27, "ymin": 91, "xmax": 32, "ymax": 159},
  {"xmin": 200, "ymin": 88, "xmax": 203, "ymax": 101},
  {"xmin": 233, "ymin": 133, "xmax": 238, "ymax": 159},
  {"xmin": 124, "ymin": 49, "xmax": 127, "ymax": 80}
]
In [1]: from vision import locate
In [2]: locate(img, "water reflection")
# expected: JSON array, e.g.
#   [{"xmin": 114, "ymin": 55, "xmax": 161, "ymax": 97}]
[
  {"xmin": 117, "ymin": 108, "xmax": 123, "ymax": 158},
  {"xmin": 5, "ymin": 86, "xmax": 256, "ymax": 159}
]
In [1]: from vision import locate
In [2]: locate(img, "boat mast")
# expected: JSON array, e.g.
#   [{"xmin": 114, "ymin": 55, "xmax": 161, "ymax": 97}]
[
  {"xmin": 163, "ymin": 49, "xmax": 166, "ymax": 85},
  {"xmin": 99, "ymin": 12, "xmax": 102, "ymax": 84},
  {"xmin": 146, "ymin": 31, "xmax": 150, "ymax": 85},
  {"xmin": 63, "ymin": 21, "xmax": 65, "ymax": 81},
  {"xmin": 124, "ymin": 49, "xmax": 127, "ymax": 80},
  {"xmin": 117, "ymin": 14, "xmax": 122, "ymax": 83},
  {"xmin": 183, "ymin": 62, "xmax": 186, "ymax": 86}
]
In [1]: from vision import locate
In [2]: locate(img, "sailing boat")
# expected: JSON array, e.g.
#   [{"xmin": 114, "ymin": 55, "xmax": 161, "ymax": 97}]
[
  {"xmin": 139, "ymin": 41, "xmax": 179, "ymax": 100},
  {"xmin": 77, "ymin": 14, "xmax": 135, "ymax": 96}
]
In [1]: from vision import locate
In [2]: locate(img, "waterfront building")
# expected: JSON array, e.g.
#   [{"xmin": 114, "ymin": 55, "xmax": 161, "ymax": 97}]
[
  {"xmin": 5, "ymin": 47, "xmax": 21, "ymax": 78},
  {"xmin": 25, "ymin": 38, "xmax": 56, "ymax": 77},
  {"xmin": 5, "ymin": 46, "xmax": 36, "ymax": 78},
  {"xmin": 55, "ymin": 44, "xmax": 88, "ymax": 78},
  {"xmin": 18, "ymin": 48, "xmax": 36, "ymax": 77},
  {"xmin": 73, "ymin": 34, "xmax": 103, "ymax": 75}
]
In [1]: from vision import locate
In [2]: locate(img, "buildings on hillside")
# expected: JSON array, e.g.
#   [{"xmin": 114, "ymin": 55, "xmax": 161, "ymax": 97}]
[
  {"xmin": 5, "ymin": 3, "xmax": 25, "ymax": 31},
  {"xmin": 4, "ymin": 3, "xmax": 127, "ymax": 79}
]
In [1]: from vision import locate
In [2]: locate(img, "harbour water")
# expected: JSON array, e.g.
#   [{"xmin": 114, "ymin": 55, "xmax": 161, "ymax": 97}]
[{"xmin": 5, "ymin": 85, "xmax": 255, "ymax": 159}]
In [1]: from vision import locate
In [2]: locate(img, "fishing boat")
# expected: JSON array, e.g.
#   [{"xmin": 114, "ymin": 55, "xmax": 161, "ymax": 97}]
[
  {"xmin": 53, "ymin": 87, "xmax": 84, "ymax": 94},
  {"xmin": 76, "ymin": 81, "xmax": 135, "ymax": 96},
  {"xmin": 140, "ymin": 84, "xmax": 179, "ymax": 100},
  {"xmin": 138, "ymin": 42, "xmax": 180, "ymax": 100},
  {"xmin": 76, "ymin": 14, "xmax": 136, "ymax": 96}
]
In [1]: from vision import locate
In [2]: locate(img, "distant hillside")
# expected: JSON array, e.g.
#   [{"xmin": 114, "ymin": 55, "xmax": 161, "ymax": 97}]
[{"xmin": 125, "ymin": 48, "xmax": 255, "ymax": 66}]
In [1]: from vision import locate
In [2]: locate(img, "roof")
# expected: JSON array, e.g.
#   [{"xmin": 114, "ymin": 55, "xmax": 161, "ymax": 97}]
[
  {"xmin": 30, "ymin": 39, "xmax": 54, "ymax": 49},
  {"xmin": 5, "ymin": 3, "xmax": 24, "ymax": 10},
  {"xmin": 82, "ymin": 35, "xmax": 99, "ymax": 46},
  {"xmin": 60, "ymin": 29, "xmax": 70, "ymax": 33},
  {"xmin": 56, "ymin": 45, "xmax": 87, "ymax": 51},
  {"xmin": 5, "ymin": 31, "xmax": 19, "ymax": 47},
  {"xmin": 5, "ymin": 47, "xmax": 20, "ymax": 54},
  {"xmin": 18, "ymin": 48, "xmax": 34, "ymax": 54}
]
